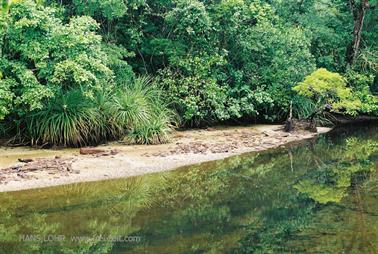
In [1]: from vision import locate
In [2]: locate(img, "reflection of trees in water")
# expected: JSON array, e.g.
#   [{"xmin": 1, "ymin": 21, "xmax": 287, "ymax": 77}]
[
  {"xmin": 0, "ymin": 175, "xmax": 167, "ymax": 253},
  {"xmin": 295, "ymin": 137, "xmax": 378, "ymax": 204},
  {"xmin": 0, "ymin": 196, "xmax": 64, "ymax": 254},
  {"xmin": 284, "ymin": 135, "xmax": 378, "ymax": 254},
  {"xmin": 132, "ymin": 131, "xmax": 378, "ymax": 253},
  {"xmin": 285, "ymin": 173, "xmax": 378, "ymax": 254},
  {"xmin": 126, "ymin": 146, "xmax": 320, "ymax": 253},
  {"xmin": 0, "ymin": 127, "xmax": 377, "ymax": 253}
]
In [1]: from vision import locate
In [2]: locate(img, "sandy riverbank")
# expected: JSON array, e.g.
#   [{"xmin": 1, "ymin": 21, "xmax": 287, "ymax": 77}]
[{"xmin": 0, "ymin": 125, "xmax": 331, "ymax": 192}]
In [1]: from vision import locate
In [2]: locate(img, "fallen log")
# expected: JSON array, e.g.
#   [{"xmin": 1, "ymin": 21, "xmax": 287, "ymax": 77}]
[
  {"xmin": 79, "ymin": 147, "xmax": 106, "ymax": 155},
  {"xmin": 18, "ymin": 158, "xmax": 34, "ymax": 163}
]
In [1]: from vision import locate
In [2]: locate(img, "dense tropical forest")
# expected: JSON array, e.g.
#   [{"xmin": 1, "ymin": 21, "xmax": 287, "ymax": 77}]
[{"xmin": 0, "ymin": 0, "xmax": 377, "ymax": 147}]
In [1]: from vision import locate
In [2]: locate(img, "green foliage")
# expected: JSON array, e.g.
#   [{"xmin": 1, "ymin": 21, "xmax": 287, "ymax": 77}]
[
  {"xmin": 158, "ymin": 54, "xmax": 229, "ymax": 126},
  {"xmin": 294, "ymin": 69, "xmax": 349, "ymax": 99},
  {"xmin": 345, "ymin": 69, "xmax": 378, "ymax": 115},
  {"xmin": 26, "ymin": 89, "xmax": 105, "ymax": 147},
  {"xmin": 24, "ymin": 77, "xmax": 177, "ymax": 146},
  {"xmin": 109, "ymin": 77, "xmax": 177, "ymax": 144},
  {"xmin": 355, "ymin": 47, "xmax": 378, "ymax": 74},
  {"xmin": 0, "ymin": 76, "xmax": 13, "ymax": 120},
  {"xmin": 272, "ymin": 0, "xmax": 351, "ymax": 72},
  {"xmin": 1, "ymin": 0, "xmax": 378, "ymax": 145},
  {"xmin": 43, "ymin": 0, "xmax": 377, "ymax": 127},
  {"xmin": 242, "ymin": 23, "xmax": 315, "ymax": 120},
  {"xmin": 293, "ymin": 68, "xmax": 362, "ymax": 116},
  {"xmin": 102, "ymin": 43, "xmax": 135, "ymax": 85},
  {"xmin": 165, "ymin": 0, "xmax": 212, "ymax": 41},
  {"xmin": 0, "ymin": 0, "xmax": 117, "ymax": 120},
  {"xmin": 73, "ymin": 0, "xmax": 129, "ymax": 19},
  {"xmin": 147, "ymin": 0, "xmax": 313, "ymax": 124}
]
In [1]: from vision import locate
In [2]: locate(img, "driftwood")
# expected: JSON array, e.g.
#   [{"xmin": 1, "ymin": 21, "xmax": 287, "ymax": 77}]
[
  {"xmin": 285, "ymin": 111, "xmax": 378, "ymax": 132},
  {"xmin": 284, "ymin": 101, "xmax": 294, "ymax": 132},
  {"xmin": 284, "ymin": 101, "xmax": 317, "ymax": 133},
  {"xmin": 79, "ymin": 148, "xmax": 120, "ymax": 157},
  {"xmin": 80, "ymin": 147, "xmax": 106, "ymax": 155},
  {"xmin": 18, "ymin": 158, "xmax": 34, "ymax": 163},
  {"xmin": 284, "ymin": 118, "xmax": 317, "ymax": 133}
]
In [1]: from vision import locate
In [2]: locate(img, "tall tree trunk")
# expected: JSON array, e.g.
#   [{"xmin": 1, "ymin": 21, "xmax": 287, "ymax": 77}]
[{"xmin": 346, "ymin": 0, "xmax": 369, "ymax": 65}]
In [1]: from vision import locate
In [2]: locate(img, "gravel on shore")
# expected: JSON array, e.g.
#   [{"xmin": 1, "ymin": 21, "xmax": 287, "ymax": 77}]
[{"xmin": 0, "ymin": 125, "xmax": 332, "ymax": 192}]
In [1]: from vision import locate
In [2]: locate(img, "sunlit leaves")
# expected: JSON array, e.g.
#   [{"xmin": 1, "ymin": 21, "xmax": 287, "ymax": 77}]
[
  {"xmin": 294, "ymin": 68, "xmax": 363, "ymax": 115},
  {"xmin": 0, "ymin": 0, "xmax": 114, "ymax": 119}
]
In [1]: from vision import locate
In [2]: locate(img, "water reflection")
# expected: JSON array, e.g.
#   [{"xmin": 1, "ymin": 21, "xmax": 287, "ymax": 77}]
[
  {"xmin": 0, "ymin": 125, "xmax": 377, "ymax": 253},
  {"xmin": 295, "ymin": 137, "xmax": 377, "ymax": 204}
]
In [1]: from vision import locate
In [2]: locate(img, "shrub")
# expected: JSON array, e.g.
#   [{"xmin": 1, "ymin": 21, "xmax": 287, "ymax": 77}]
[
  {"xmin": 109, "ymin": 77, "xmax": 163, "ymax": 128},
  {"xmin": 126, "ymin": 118, "xmax": 172, "ymax": 145},
  {"xmin": 109, "ymin": 77, "xmax": 178, "ymax": 144},
  {"xmin": 345, "ymin": 70, "xmax": 378, "ymax": 115},
  {"xmin": 26, "ymin": 89, "xmax": 105, "ymax": 147},
  {"xmin": 159, "ymin": 70, "xmax": 227, "ymax": 126},
  {"xmin": 158, "ymin": 54, "xmax": 229, "ymax": 127},
  {"xmin": 0, "ymin": 0, "xmax": 128, "ymax": 120},
  {"xmin": 0, "ymin": 76, "xmax": 14, "ymax": 120},
  {"xmin": 24, "ymin": 77, "xmax": 178, "ymax": 146},
  {"xmin": 293, "ymin": 68, "xmax": 362, "ymax": 116}
]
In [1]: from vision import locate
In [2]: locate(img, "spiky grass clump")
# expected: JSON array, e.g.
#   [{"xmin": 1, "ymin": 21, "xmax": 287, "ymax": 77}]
[
  {"xmin": 24, "ymin": 77, "xmax": 178, "ymax": 147},
  {"xmin": 92, "ymin": 88, "xmax": 123, "ymax": 140},
  {"xmin": 26, "ymin": 89, "xmax": 105, "ymax": 147},
  {"xmin": 110, "ymin": 77, "xmax": 178, "ymax": 144},
  {"xmin": 126, "ymin": 117, "xmax": 173, "ymax": 145},
  {"xmin": 108, "ymin": 81, "xmax": 153, "ymax": 130}
]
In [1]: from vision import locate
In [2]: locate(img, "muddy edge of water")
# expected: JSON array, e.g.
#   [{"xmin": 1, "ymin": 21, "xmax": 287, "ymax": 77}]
[{"xmin": 0, "ymin": 125, "xmax": 332, "ymax": 192}]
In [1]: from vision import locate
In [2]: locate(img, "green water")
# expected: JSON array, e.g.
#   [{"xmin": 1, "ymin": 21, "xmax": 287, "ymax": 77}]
[{"xmin": 0, "ymin": 126, "xmax": 377, "ymax": 254}]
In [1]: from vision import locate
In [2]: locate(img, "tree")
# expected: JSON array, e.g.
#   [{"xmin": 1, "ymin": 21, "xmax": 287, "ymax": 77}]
[
  {"xmin": 346, "ymin": 0, "xmax": 377, "ymax": 64},
  {"xmin": 0, "ymin": 0, "xmax": 114, "ymax": 120},
  {"xmin": 293, "ymin": 68, "xmax": 362, "ymax": 116}
]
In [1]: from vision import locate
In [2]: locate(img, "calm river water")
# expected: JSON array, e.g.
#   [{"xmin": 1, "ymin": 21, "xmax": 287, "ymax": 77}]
[{"xmin": 0, "ymin": 125, "xmax": 377, "ymax": 253}]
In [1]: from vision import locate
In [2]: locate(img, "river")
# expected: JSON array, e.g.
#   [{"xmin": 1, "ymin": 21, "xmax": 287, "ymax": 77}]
[{"xmin": 0, "ymin": 125, "xmax": 377, "ymax": 253}]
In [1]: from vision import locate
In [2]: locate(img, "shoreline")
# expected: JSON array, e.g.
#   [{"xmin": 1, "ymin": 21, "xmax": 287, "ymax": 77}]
[{"xmin": 0, "ymin": 125, "xmax": 332, "ymax": 193}]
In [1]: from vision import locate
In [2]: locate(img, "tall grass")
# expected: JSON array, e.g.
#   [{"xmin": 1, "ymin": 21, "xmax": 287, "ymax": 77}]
[
  {"xmin": 24, "ymin": 77, "xmax": 178, "ymax": 147},
  {"xmin": 27, "ymin": 89, "xmax": 105, "ymax": 147},
  {"xmin": 92, "ymin": 87, "xmax": 122, "ymax": 140},
  {"xmin": 110, "ymin": 77, "xmax": 178, "ymax": 144},
  {"xmin": 126, "ymin": 107, "xmax": 175, "ymax": 145},
  {"xmin": 108, "ymin": 77, "xmax": 156, "ymax": 130}
]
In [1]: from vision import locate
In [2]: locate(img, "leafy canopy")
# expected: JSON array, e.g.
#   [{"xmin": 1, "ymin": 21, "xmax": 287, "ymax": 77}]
[
  {"xmin": 0, "ymin": 0, "xmax": 113, "ymax": 120},
  {"xmin": 293, "ymin": 68, "xmax": 362, "ymax": 115}
]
